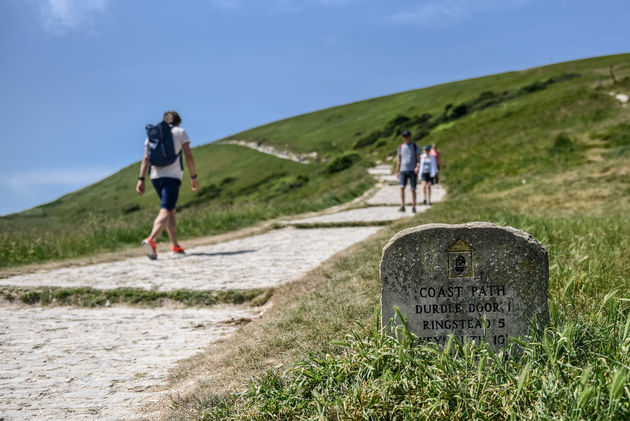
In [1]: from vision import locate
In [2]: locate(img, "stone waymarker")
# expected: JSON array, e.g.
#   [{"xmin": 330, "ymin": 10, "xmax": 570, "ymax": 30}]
[{"xmin": 380, "ymin": 222, "xmax": 548, "ymax": 348}]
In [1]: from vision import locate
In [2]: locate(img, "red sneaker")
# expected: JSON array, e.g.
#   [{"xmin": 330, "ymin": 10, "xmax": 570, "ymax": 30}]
[
  {"xmin": 171, "ymin": 245, "xmax": 186, "ymax": 255},
  {"xmin": 141, "ymin": 238, "xmax": 157, "ymax": 260}
]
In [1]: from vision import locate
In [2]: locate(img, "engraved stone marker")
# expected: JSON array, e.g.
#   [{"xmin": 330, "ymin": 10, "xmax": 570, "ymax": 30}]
[{"xmin": 380, "ymin": 222, "xmax": 549, "ymax": 348}]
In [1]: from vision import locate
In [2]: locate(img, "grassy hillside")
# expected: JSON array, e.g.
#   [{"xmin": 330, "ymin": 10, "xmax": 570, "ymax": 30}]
[
  {"xmin": 5, "ymin": 54, "xmax": 628, "ymax": 270},
  {"xmin": 0, "ymin": 145, "xmax": 373, "ymax": 268},
  {"xmin": 156, "ymin": 54, "xmax": 630, "ymax": 419},
  {"xmin": 227, "ymin": 55, "xmax": 627, "ymax": 157}
]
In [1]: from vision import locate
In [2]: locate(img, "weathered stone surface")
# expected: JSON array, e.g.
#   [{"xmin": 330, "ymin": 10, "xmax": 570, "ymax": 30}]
[{"xmin": 380, "ymin": 222, "xmax": 549, "ymax": 348}]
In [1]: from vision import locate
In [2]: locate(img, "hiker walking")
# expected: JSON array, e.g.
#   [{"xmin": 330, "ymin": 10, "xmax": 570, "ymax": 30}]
[
  {"xmin": 136, "ymin": 111, "xmax": 198, "ymax": 259},
  {"xmin": 395, "ymin": 130, "xmax": 420, "ymax": 213},
  {"xmin": 419, "ymin": 145, "xmax": 438, "ymax": 206},
  {"xmin": 430, "ymin": 144, "xmax": 441, "ymax": 184}
]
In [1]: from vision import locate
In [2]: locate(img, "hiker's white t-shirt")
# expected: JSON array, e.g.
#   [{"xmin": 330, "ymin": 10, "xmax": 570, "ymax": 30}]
[{"xmin": 145, "ymin": 126, "xmax": 190, "ymax": 180}]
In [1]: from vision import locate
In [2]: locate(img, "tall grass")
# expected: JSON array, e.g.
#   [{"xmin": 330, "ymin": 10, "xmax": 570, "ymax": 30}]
[
  {"xmin": 199, "ymin": 304, "xmax": 629, "ymax": 420},
  {"xmin": 160, "ymin": 55, "xmax": 630, "ymax": 420},
  {"xmin": 184, "ymin": 197, "xmax": 630, "ymax": 420}
]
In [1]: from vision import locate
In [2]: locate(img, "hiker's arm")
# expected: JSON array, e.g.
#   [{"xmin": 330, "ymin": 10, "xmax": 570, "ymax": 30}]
[
  {"xmin": 395, "ymin": 156, "xmax": 401, "ymax": 175},
  {"xmin": 182, "ymin": 143, "xmax": 198, "ymax": 192},
  {"xmin": 136, "ymin": 145, "xmax": 149, "ymax": 195},
  {"xmin": 414, "ymin": 154, "xmax": 420, "ymax": 175}
]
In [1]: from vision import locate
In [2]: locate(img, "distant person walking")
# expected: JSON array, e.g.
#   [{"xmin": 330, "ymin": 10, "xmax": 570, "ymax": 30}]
[
  {"xmin": 430, "ymin": 144, "xmax": 441, "ymax": 184},
  {"xmin": 419, "ymin": 145, "xmax": 438, "ymax": 206},
  {"xmin": 395, "ymin": 130, "xmax": 420, "ymax": 213},
  {"xmin": 136, "ymin": 111, "xmax": 198, "ymax": 259}
]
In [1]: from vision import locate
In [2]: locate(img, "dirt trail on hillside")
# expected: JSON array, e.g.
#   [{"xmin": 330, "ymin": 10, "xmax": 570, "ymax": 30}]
[
  {"xmin": 219, "ymin": 139, "xmax": 318, "ymax": 163},
  {"xmin": 0, "ymin": 162, "xmax": 444, "ymax": 420}
]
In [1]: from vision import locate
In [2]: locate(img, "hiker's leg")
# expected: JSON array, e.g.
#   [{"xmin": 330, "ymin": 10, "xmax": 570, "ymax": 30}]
[
  {"xmin": 149, "ymin": 208, "xmax": 170, "ymax": 241},
  {"xmin": 399, "ymin": 171, "xmax": 406, "ymax": 207},
  {"xmin": 165, "ymin": 209, "xmax": 178, "ymax": 247},
  {"xmin": 410, "ymin": 173, "xmax": 417, "ymax": 207},
  {"xmin": 427, "ymin": 182, "xmax": 432, "ymax": 204},
  {"xmin": 154, "ymin": 178, "xmax": 181, "ymax": 245}
]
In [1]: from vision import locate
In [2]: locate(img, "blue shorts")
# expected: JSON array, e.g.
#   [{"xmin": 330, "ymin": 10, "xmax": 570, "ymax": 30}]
[
  {"xmin": 399, "ymin": 171, "xmax": 417, "ymax": 190},
  {"xmin": 151, "ymin": 178, "xmax": 181, "ymax": 211}
]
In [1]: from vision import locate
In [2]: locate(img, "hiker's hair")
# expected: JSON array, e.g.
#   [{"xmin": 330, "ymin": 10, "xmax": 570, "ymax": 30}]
[{"xmin": 163, "ymin": 111, "xmax": 182, "ymax": 126}]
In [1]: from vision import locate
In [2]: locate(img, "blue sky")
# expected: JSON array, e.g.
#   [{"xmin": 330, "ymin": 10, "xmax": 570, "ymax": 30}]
[{"xmin": 0, "ymin": 0, "xmax": 628, "ymax": 215}]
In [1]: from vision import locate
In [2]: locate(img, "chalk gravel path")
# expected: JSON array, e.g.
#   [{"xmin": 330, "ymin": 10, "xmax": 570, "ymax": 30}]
[
  {"xmin": 0, "ymin": 306, "xmax": 258, "ymax": 421},
  {"xmin": 0, "ymin": 163, "xmax": 443, "ymax": 420},
  {"xmin": 0, "ymin": 227, "xmax": 381, "ymax": 292}
]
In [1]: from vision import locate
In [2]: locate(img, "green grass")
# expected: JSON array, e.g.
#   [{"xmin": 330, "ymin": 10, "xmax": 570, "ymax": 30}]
[
  {"xmin": 201, "ymin": 309, "xmax": 630, "ymax": 420},
  {"xmin": 1, "ymin": 286, "xmax": 272, "ymax": 308},
  {"xmin": 171, "ymin": 198, "xmax": 630, "ymax": 420},
  {"xmin": 160, "ymin": 54, "xmax": 630, "ymax": 420},
  {"xmin": 227, "ymin": 54, "xmax": 628, "ymax": 155}
]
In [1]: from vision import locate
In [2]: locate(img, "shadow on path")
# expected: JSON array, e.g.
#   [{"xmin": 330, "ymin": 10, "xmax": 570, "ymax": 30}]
[{"xmin": 186, "ymin": 249, "xmax": 257, "ymax": 257}]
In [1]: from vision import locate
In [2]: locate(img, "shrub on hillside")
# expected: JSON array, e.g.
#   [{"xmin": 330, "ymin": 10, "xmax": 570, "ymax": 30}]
[
  {"xmin": 521, "ymin": 80, "xmax": 548, "ymax": 93},
  {"xmin": 471, "ymin": 91, "xmax": 503, "ymax": 110},
  {"xmin": 122, "ymin": 204, "xmax": 141, "ymax": 214},
  {"xmin": 598, "ymin": 122, "xmax": 630, "ymax": 157},
  {"xmin": 414, "ymin": 130, "xmax": 430, "ymax": 140},
  {"xmin": 547, "ymin": 73, "xmax": 581, "ymax": 84},
  {"xmin": 409, "ymin": 113, "xmax": 433, "ymax": 128},
  {"xmin": 271, "ymin": 175, "xmax": 309, "ymax": 194},
  {"xmin": 374, "ymin": 139, "xmax": 387, "ymax": 148},
  {"xmin": 353, "ymin": 130, "xmax": 382, "ymax": 149},
  {"xmin": 450, "ymin": 103, "xmax": 469, "ymax": 118},
  {"xmin": 551, "ymin": 133, "xmax": 574, "ymax": 153},
  {"xmin": 520, "ymin": 73, "xmax": 581, "ymax": 95},
  {"xmin": 178, "ymin": 176, "xmax": 236, "ymax": 210},
  {"xmin": 383, "ymin": 114, "xmax": 411, "ymax": 137},
  {"xmin": 326, "ymin": 151, "xmax": 361, "ymax": 173}
]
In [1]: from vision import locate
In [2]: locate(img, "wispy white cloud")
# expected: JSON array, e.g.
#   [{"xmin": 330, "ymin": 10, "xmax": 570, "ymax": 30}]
[
  {"xmin": 388, "ymin": 0, "xmax": 531, "ymax": 28},
  {"xmin": 5, "ymin": 168, "xmax": 112, "ymax": 192},
  {"xmin": 32, "ymin": 0, "xmax": 109, "ymax": 33}
]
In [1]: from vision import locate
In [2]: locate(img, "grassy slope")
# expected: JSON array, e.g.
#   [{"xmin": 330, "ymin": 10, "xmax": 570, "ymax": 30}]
[
  {"xmin": 228, "ymin": 54, "xmax": 628, "ymax": 157},
  {"xmin": 0, "ymin": 145, "xmax": 373, "ymax": 268},
  {"xmin": 3, "ymin": 54, "xmax": 627, "ymax": 269},
  {"xmin": 162, "ymin": 54, "xmax": 630, "ymax": 419}
]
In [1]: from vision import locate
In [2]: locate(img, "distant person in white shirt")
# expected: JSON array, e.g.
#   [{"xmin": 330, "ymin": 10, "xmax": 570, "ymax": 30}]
[
  {"xmin": 136, "ymin": 111, "xmax": 198, "ymax": 259},
  {"xmin": 395, "ymin": 130, "xmax": 420, "ymax": 213},
  {"xmin": 419, "ymin": 145, "xmax": 438, "ymax": 206}
]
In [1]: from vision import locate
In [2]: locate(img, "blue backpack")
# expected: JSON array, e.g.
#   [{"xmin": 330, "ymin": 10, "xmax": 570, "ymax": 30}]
[{"xmin": 145, "ymin": 121, "xmax": 182, "ymax": 168}]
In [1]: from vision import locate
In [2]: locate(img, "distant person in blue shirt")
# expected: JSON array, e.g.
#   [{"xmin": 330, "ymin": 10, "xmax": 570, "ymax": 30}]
[
  {"xmin": 419, "ymin": 145, "xmax": 438, "ymax": 206},
  {"xmin": 395, "ymin": 130, "xmax": 420, "ymax": 213}
]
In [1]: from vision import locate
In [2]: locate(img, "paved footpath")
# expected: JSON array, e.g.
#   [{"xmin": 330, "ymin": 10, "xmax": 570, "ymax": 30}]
[
  {"xmin": 0, "ymin": 227, "xmax": 380, "ymax": 292},
  {"xmin": 0, "ymin": 161, "xmax": 443, "ymax": 420},
  {"xmin": 0, "ymin": 306, "xmax": 258, "ymax": 421}
]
